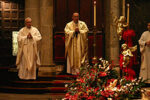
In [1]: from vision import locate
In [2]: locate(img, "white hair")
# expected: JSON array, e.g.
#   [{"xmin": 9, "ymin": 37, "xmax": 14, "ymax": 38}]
[{"xmin": 25, "ymin": 17, "xmax": 32, "ymax": 22}]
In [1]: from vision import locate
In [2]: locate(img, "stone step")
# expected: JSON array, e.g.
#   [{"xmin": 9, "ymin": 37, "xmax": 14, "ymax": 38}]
[
  {"xmin": 8, "ymin": 80, "xmax": 74, "ymax": 87},
  {"xmin": 38, "ymin": 65, "xmax": 64, "ymax": 76},
  {"xmin": 0, "ymin": 66, "xmax": 76, "ymax": 94},
  {"xmin": 37, "ymin": 75, "xmax": 77, "ymax": 80},
  {"xmin": 0, "ymin": 86, "xmax": 67, "ymax": 93}
]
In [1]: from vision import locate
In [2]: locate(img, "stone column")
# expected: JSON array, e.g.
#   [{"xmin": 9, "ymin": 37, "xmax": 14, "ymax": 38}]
[
  {"xmin": 40, "ymin": 0, "xmax": 54, "ymax": 66},
  {"xmin": 104, "ymin": 0, "xmax": 120, "ymax": 65},
  {"xmin": 25, "ymin": 0, "xmax": 55, "ymax": 76},
  {"xmin": 25, "ymin": 0, "xmax": 40, "ymax": 29},
  {"xmin": 109, "ymin": 0, "xmax": 120, "ymax": 65}
]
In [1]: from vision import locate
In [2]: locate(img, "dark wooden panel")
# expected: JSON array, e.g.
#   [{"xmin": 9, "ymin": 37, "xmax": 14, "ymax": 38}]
[
  {"xmin": 4, "ymin": 20, "xmax": 11, "ymax": 28},
  {"xmin": 54, "ymin": 34, "xmax": 65, "ymax": 62},
  {"xmin": 0, "ymin": 47, "xmax": 11, "ymax": 55},
  {"xmin": 97, "ymin": 0, "xmax": 103, "ymax": 29},
  {"xmin": 11, "ymin": 2, "xmax": 18, "ymax": 9},
  {"xmin": 4, "ymin": 2, "xmax": 10, "ymax": 9},
  {"xmin": 18, "ymin": 0, "xmax": 24, "ymax": 10},
  {"xmin": 54, "ymin": 32, "xmax": 103, "ymax": 63},
  {"xmin": 88, "ymin": 32, "xmax": 103, "ymax": 59},
  {"xmin": 11, "ymin": 20, "xmax": 18, "ymax": 27},
  {"xmin": 19, "ymin": 11, "xmax": 24, "ymax": 18},
  {"xmin": 3, "ymin": 30, "xmax": 11, "ymax": 39},
  {"xmin": 54, "ymin": 0, "xmax": 104, "ymax": 32},
  {"xmin": 12, "ymin": 11, "xmax": 18, "ymax": 18},
  {"xmin": 80, "ymin": 0, "xmax": 92, "ymax": 30},
  {"xmin": 18, "ymin": 20, "xmax": 24, "ymax": 28},
  {"xmin": 55, "ymin": 0, "xmax": 68, "ymax": 31},
  {"xmin": 0, "ymin": 0, "xmax": 25, "ymax": 67},
  {"xmin": 96, "ymin": 34, "xmax": 103, "ymax": 57},
  {"xmin": 4, "ymin": 11, "xmax": 10, "ymax": 18},
  {"xmin": 68, "ymin": 0, "xmax": 79, "ymax": 21}
]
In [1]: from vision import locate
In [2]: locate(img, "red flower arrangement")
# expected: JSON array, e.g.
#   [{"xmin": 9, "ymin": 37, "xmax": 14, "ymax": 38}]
[{"xmin": 63, "ymin": 58, "xmax": 146, "ymax": 100}]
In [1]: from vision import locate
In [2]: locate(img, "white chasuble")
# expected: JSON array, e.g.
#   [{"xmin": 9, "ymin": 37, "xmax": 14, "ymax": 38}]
[
  {"xmin": 64, "ymin": 21, "xmax": 89, "ymax": 74},
  {"xmin": 16, "ymin": 26, "xmax": 42, "ymax": 80},
  {"xmin": 139, "ymin": 31, "xmax": 150, "ymax": 83}
]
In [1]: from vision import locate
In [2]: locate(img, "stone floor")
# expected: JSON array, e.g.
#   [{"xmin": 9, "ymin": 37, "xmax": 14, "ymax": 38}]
[{"xmin": 0, "ymin": 93, "xmax": 65, "ymax": 100}]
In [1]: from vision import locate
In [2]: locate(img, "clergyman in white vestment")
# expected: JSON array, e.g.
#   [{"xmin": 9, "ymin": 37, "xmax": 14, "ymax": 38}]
[
  {"xmin": 139, "ymin": 22, "xmax": 150, "ymax": 83},
  {"xmin": 64, "ymin": 13, "xmax": 89, "ymax": 75},
  {"xmin": 16, "ymin": 17, "xmax": 42, "ymax": 80}
]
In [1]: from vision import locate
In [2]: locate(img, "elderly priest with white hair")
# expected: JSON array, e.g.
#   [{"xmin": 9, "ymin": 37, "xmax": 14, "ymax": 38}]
[{"xmin": 16, "ymin": 17, "xmax": 42, "ymax": 80}]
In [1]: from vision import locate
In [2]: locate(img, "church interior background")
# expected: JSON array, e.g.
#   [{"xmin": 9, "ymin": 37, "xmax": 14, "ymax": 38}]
[{"xmin": 0, "ymin": 0, "xmax": 150, "ymax": 99}]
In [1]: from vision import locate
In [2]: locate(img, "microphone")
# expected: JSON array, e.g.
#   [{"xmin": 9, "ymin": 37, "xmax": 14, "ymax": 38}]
[{"xmin": 75, "ymin": 23, "xmax": 79, "ymax": 37}]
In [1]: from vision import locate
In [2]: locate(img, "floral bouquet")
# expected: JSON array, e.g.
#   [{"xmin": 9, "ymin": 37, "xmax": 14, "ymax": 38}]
[{"xmin": 63, "ymin": 58, "xmax": 146, "ymax": 100}]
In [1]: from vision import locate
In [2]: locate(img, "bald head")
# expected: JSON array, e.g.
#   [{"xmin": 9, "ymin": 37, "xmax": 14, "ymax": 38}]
[
  {"xmin": 25, "ymin": 17, "xmax": 32, "ymax": 22},
  {"xmin": 73, "ymin": 13, "xmax": 79, "ymax": 17},
  {"xmin": 25, "ymin": 17, "xmax": 32, "ymax": 28},
  {"xmin": 72, "ymin": 12, "xmax": 79, "ymax": 23},
  {"xmin": 147, "ymin": 23, "xmax": 150, "ymax": 31}
]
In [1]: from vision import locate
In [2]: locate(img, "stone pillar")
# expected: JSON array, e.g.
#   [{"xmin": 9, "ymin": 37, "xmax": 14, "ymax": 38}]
[
  {"xmin": 40, "ymin": 0, "xmax": 54, "ymax": 66},
  {"xmin": 104, "ymin": 0, "xmax": 120, "ymax": 65},
  {"xmin": 25, "ymin": 0, "xmax": 40, "ymax": 29},
  {"xmin": 109, "ymin": 0, "xmax": 120, "ymax": 65},
  {"xmin": 25, "ymin": 0, "xmax": 55, "ymax": 76}
]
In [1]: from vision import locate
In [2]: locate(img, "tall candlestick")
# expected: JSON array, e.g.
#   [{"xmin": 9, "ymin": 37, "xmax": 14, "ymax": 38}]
[
  {"xmin": 127, "ymin": 4, "xmax": 130, "ymax": 25},
  {"xmin": 122, "ymin": 0, "xmax": 125, "ymax": 16},
  {"xmin": 92, "ymin": 0, "xmax": 97, "ymax": 64},
  {"xmin": 94, "ymin": 1, "xmax": 96, "ymax": 26}
]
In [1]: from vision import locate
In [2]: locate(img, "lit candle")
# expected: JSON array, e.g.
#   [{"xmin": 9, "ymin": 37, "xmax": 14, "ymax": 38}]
[
  {"xmin": 127, "ymin": 4, "xmax": 130, "ymax": 24},
  {"xmin": 94, "ymin": 1, "xmax": 96, "ymax": 26},
  {"xmin": 122, "ymin": 0, "xmax": 125, "ymax": 16}
]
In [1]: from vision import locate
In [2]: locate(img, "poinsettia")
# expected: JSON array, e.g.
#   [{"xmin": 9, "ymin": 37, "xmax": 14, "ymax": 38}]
[
  {"xmin": 106, "ymin": 79, "xmax": 115, "ymax": 86},
  {"xmin": 94, "ymin": 87, "xmax": 99, "ymax": 93},
  {"xmin": 87, "ymin": 95, "xmax": 96, "ymax": 99},
  {"xmin": 99, "ymin": 72, "xmax": 107, "ymax": 77},
  {"xmin": 77, "ymin": 78, "xmax": 85, "ymax": 83},
  {"xmin": 70, "ymin": 94, "xmax": 78, "ymax": 100},
  {"xmin": 101, "ymin": 90, "xmax": 114, "ymax": 98},
  {"xmin": 64, "ymin": 58, "xmax": 146, "ymax": 100}
]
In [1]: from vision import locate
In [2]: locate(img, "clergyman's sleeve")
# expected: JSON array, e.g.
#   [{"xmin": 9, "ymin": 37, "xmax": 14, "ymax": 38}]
[
  {"xmin": 139, "ymin": 32, "xmax": 146, "ymax": 53},
  {"xmin": 79, "ymin": 22, "xmax": 89, "ymax": 34},
  {"xmin": 16, "ymin": 28, "xmax": 26, "ymax": 66},
  {"xmin": 17, "ymin": 28, "xmax": 27, "ymax": 47},
  {"xmin": 64, "ymin": 23, "xmax": 74, "ymax": 57},
  {"xmin": 32, "ymin": 28, "xmax": 42, "ymax": 42}
]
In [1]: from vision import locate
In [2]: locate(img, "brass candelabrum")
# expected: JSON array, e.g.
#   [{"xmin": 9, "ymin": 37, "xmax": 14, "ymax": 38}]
[
  {"xmin": 92, "ymin": 0, "xmax": 97, "ymax": 64},
  {"xmin": 92, "ymin": 26, "xmax": 98, "ymax": 64}
]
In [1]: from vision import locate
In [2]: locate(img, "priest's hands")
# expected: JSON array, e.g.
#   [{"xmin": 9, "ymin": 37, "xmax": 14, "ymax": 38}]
[
  {"xmin": 74, "ymin": 28, "xmax": 79, "ymax": 37},
  {"xmin": 75, "ymin": 28, "xmax": 79, "ymax": 33},
  {"xmin": 146, "ymin": 41, "xmax": 150, "ymax": 46},
  {"xmin": 27, "ymin": 33, "xmax": 32, "ymax": 39}
]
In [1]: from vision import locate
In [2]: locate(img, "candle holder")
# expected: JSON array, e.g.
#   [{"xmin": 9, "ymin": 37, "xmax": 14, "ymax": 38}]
[
  {"xmin": 127, "ymin": 4, "xmax": 130, "ymax": 27},
  {"xmin": 92, "ymin": 26, "xmax": 98, "ymax": 64},
  {"xmin": 92, "ymin": 0, "xmax": 98, "ymax": 64}
]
